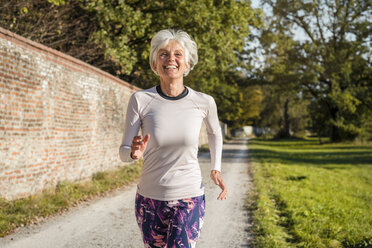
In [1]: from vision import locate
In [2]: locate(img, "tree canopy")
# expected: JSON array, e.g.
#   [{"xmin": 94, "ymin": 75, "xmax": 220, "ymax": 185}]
[
  {"xmin": 0, "ymin": 0, "xmax": 263, "ymax": 128},
  {"xmin": 255, "ymin": 0, "xmax": 372, "ymax": 141},
  {"xmin": 2, "ymin": 0, "xmax": 370, "ymax": 140}
]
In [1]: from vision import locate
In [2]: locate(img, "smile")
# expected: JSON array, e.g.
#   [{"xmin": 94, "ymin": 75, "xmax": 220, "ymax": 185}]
[{"xmin": 165, "ymin": 65, "xmax": 178, "ymax": 69}]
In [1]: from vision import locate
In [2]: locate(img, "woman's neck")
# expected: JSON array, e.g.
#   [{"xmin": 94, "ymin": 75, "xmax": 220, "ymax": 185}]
[{"xmin": 159, "ymin": 78, "xmax": 185, "ymax": 97}]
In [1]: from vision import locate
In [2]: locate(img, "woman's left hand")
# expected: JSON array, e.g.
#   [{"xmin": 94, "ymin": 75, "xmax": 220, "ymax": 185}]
[{"xmin": 210, "ymin": 170, "xmax": 227, "ymax": 200}]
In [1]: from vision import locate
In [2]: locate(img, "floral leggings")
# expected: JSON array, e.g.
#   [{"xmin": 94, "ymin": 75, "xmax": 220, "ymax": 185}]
[{"xmin": 135, "ymin": 193, "xmax": 205, "ymax": 248}]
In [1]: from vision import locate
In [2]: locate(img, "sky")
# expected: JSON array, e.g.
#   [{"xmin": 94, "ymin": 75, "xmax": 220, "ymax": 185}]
[
  {"xmin": 250, "ymin": 0, "xmax": 309, "ymax": 41},
  {"xmin": 245, "ymin": 0, "xmax": 310, "ymax": 71},
  {"xmin": 251, "ymin": 0, "xmax": 261, "ymax": 9},
  {"xmin": 249, "ymin": 0, "xmax": 371, "ymax": 67}
]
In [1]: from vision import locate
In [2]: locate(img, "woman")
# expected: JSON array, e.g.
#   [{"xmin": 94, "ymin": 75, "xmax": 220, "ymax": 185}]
[{"xmin": 119, "ymin": 29, "xmax": 227, "ymax": 248}]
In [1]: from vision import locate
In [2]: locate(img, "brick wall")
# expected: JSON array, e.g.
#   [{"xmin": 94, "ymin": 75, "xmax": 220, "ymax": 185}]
[{"xmin": 0, "ymin": 28, "xmax": 208, "ymax": 200}]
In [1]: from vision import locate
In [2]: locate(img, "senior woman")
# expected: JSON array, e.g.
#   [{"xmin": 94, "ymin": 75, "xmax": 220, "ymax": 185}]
[{"xmin": 119, "ymin": 29, "xmax": 227, "ymax": 248}]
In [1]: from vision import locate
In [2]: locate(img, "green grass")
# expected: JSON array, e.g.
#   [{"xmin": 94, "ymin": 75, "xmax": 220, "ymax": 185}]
[
  {"xmin": 0, "ymin": 161, "xmax": 142, "ymax": 237},
  {"xmin": 248, "ymin": 138, "xmax": 372, "ymax": 248}
]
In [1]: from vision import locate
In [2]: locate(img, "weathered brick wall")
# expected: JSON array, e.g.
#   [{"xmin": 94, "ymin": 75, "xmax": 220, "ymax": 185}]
[
  {"xmin": 0, "ymin": 28, "xmax": 208, "ymax": 200},
  {"xmin": 0, "ymin": 27, "xmax": 141, "ymax": 200}
]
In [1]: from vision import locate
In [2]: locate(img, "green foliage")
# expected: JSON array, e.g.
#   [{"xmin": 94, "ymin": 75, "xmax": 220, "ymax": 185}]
[
  {"xmin": 0, "ymin": 0, "xmax": 263, "ymax": 128},
  {"xmin": 83, "ymin": 0, "xmax": 263, "ymax": 127},
  {"xmin": 0, "ymin": 162, "xmax": 142, "ymax": 237},
  {"xmin": 259, "ymin": 0, "xmax": 372, "ymax": 141},
  {"xmin": 249, "ymin": 138, "xmax": 372, "ymax": 247},
  {"xmin": 47, "ymin": 0, "xmax": 65, "ymax": 6},
  {"xmin": 211, "ymin": 73, "xmax": 263, "ymax": 128},
  {"xmin": 253, "ymin": 30, "xmax": 312, "ymax": 137},
  {"xmin": 0, "ymin": 0, "xmax": 108, "ymax": 68},
  {"xmin": 359, "ymin": 113, "xmax": 372, "ymax": 142},
  {"xmin": 83, "ymin": 0, "xmax": 152, "ymax": 74}
]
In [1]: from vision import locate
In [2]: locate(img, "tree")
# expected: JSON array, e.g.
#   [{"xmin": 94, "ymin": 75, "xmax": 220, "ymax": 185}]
[
  {"xmin": 0, "ymin": 0, "xmax": 120, "ymax": 69},
  {"xmin": 84, "ymin": 0, "xmax": 263, "ymax": 111},
  {"xmin": 211, "ymin": 72, "xmax": 263, "ymax": 129},
  {"xmin": 1, "ymin": 0, "xmax": 263, "ymax": 128},
  {"xmin": 252, "ymin": 29, "xmax": 311, "ymax": 138},
  {"xmin": 254, "ymin": 83, "xmax": 311, "ymax": 138},
  {"xmin": 261, "ymin": 0, "xmax": 372, "ymax": 141}
]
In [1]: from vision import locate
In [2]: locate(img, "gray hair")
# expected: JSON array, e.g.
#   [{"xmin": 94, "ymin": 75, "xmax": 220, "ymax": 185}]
[{"xmin": 149, "ymin": 29, "xmax": 198, "ymax": 77}]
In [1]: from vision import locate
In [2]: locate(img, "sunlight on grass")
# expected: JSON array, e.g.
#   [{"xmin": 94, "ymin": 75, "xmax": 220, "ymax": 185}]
[{"xmin": 248, "ymin": 138, "xmax": 372, "ymax": 248}]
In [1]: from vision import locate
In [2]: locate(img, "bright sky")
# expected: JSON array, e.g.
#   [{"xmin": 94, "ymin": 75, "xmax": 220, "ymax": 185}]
[
  {"xmin": 250, "ymin": 0, "xmax": 308, "ymax": 41},
  {"xmin": 249, "ymin": 0, "xmax": 371, "ymax": 65},
  {"xmin": 251, "ymin": 0, "xmax": 261, "ymax": 8},
  {"xmin": 240, "ymin": 0, "xmax": 311, "ymax": 72}
]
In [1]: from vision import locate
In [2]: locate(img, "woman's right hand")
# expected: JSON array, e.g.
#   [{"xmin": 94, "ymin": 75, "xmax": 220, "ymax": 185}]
[
  {"xmin": 210, "ymin": 170, "xmax": 227, "ymax": 200},
  {"xmin": 131, "ymin": 134, "xmax": 150, "ymax": 159}
]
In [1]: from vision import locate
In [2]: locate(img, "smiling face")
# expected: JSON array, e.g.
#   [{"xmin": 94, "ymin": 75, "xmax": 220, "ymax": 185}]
[{"xmin": 153, "ymin": 40, "xmax": 190, "ymax": 80}]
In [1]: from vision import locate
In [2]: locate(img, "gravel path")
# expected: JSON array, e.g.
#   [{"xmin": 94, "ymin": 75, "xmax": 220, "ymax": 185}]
[{"xmin": 0, "ymin": 138, "xmax": 252, "ymax": 248}]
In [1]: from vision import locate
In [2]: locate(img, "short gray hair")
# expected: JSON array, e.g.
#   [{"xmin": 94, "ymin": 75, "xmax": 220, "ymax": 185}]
[{"xmin": 149, "ymin": 29, "xmax": 198, "ymax": 77}]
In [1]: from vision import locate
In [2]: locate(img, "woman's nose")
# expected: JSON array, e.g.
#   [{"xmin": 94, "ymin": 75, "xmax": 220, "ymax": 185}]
[{"xmin": 168, "ymin": 53, "xmax": 175, "ymax": 61}]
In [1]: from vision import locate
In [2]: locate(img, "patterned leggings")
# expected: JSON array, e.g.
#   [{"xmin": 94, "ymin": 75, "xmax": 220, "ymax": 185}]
[{"xmin": 135, "ymin": 193, "xmax": 205, "ymax": 248}]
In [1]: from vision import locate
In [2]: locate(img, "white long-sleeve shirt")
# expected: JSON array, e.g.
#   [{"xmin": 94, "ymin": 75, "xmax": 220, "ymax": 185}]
[{"xmin": 119, "ymin": 85, "xmax": 223, "ymax": 201}]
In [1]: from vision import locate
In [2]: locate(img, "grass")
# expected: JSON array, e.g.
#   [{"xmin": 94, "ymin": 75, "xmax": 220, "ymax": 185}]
[
  {"xmin": 247, "ymin": 137, "xmax": 372, "ymax": 248},
  {"xmin": 0, "ymin": 161, "xmax": 142, "ymax": 237}
]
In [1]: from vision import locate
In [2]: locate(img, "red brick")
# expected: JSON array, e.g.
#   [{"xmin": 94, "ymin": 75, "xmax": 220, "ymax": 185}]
[{"xmin": 0, "ymin": 27, "xmax": 144, "ymax": 201}]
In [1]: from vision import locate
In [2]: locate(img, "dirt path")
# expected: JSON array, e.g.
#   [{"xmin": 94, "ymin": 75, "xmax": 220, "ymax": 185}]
[{"xmin": 0, "ymin": 138, "xmax": 252, "ymax": 248}]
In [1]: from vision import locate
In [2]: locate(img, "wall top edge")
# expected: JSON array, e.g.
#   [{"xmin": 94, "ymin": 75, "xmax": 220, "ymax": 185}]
[{"xmin": 0, "ymin": 26, "xmax": 141, "ymax": 91}]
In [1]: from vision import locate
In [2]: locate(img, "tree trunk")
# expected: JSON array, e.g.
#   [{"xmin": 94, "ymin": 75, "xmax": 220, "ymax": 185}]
[
  {"xmin": 330, "ymin": 107, "xmax": 342, "ymax": 142},
  {"xmin": 331, "ymin": 124, "xmax": 342, "ymax": 142},
  {"xmin": 284, "ymin": 99, "xmax": 290, "ymax": 138},
  {"xmin": 277, "ymin": 98, "xmax": 291, "ymax": 139}
]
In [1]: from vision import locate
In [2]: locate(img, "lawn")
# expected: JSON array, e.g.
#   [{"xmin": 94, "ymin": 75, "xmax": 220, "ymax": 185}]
[{"xmin": 248, "ymin": 138, "xmax": 372, "ymax": 248}]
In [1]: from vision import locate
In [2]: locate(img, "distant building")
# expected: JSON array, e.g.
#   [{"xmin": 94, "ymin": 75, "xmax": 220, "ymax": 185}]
[
  {"xmin": 253, "ymin": 126, "xmax": 275, "ymax": 136},
  {"xmin": 231, "ymin": 126, "xmax": 275, "ymax": 137},
  {"xmin": 243, "ymin": 126, "xmax": 253, "ymax": 135}
]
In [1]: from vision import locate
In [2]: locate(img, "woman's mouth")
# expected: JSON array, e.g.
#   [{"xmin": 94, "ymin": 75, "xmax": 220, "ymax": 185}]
[{"xmin": 165, "ymin": 65, "xmax": 178, "ymax": 69}]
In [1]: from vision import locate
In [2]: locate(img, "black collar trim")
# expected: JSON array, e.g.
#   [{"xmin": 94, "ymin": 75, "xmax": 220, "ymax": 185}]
[{"xmin": 156, "ymin": 85, "xmax": 189, "ymax": 100}]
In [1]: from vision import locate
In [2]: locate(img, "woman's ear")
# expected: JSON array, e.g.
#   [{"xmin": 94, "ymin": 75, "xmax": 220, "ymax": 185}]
[
  {"xmin": 184, "ymin": 61, "xmax": 191, "ymax": 77},
  {"xmin": 152, "ymin": 61, "xmax": 158, "ymax": 74}
]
